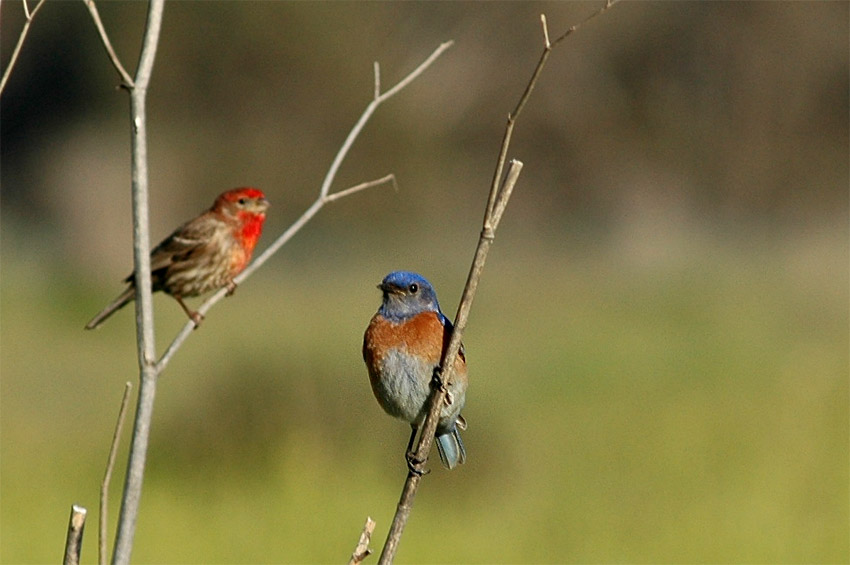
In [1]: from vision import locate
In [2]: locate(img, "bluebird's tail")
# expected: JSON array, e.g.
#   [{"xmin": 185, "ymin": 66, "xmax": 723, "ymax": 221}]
[{"xmin": 435, "ymin": 428, "xmax": 466, "ymax": 469}]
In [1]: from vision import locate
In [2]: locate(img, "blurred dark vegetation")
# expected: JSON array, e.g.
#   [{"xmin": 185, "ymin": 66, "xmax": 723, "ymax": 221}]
[{"xmin": 1, "ymin": 2, "xmax": 847, "ymax": 563}]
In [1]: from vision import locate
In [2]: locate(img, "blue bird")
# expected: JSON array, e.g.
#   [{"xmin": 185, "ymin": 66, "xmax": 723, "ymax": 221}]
[{"xmin": 362, "ymin": 271, "xmax": 468, "ymax": 469}]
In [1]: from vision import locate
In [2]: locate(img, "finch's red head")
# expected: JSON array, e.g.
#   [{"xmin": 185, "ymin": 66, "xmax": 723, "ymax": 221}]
[
  {"xmin": 213, "ymin": 187, "xmax": 269, "ymax": 215},
  {"xmin": 211, "ymin": 187, "xmax": 269, "ymax": 258}
]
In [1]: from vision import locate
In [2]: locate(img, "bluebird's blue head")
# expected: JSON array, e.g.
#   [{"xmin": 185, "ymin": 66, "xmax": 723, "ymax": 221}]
[{"xmin": 377, "ymin": 271, "xmax": 441, "ymax": 321}]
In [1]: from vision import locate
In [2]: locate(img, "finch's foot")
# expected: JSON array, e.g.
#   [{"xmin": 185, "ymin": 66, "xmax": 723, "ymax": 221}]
[
  {"xmin": 174, "ymin": 295, "xmax": 204, "ymax": 329},
  {"xmin": 225, "ymin": 280, "xmax": 237, "ymax": 297},
  {"xmin": 190, "ymin": 311, "xmax": 204, "ymax": 329}
]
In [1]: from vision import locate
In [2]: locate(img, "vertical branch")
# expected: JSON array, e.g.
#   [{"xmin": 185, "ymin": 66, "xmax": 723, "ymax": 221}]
[
  {"xmin": 111, "ymin": 2, "xmax": 164, "ymax": 564},
  {"xmin": 378, "ymin": 4, "xmax": 620, "ymax": 562},
  {"xmin": 63, "ymin": 505, "xmax": 87, "ymax": 565}
]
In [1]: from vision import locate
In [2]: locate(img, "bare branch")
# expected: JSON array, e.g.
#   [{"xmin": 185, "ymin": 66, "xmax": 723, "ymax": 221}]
[
  {"xmin": 63, "ymin": 505, "xmax": 87, "ymax": 565},
  {"xmin": 348, "ymin": 516, "xmax": 377, "ymax": 565},
  {"xmin": 378, "ymin": 160, "xmax": 522, "ymax": 563},
  {"xmin": 154, "ymin": 42, "xmax": 453, "ymax": 375},
  {"xmin": 321, "ymin": 41, "xmax": 453, "ymax": 201},
  {"xmin": 550, "ymin": 0, "xmax": 621, "ymax": 47},
  {"xmin": 84, "ymin": 0, "xmax": 135, "ymax": 88},
  {"xmin": 0, "ymin": 0, "xmax": 47, "ymax": 97},
  {"xmin": 111, "ymin": 1, "xmax": 165, "ymax": 563},
  {"xmin": 377, "ymin": 40, "xmax": 453, "ymax": 102},
  {"xmin": 326, "ymin": 174, "xmax": 397, "ymax": 203},
  {"xmin": 100, "ymin": 382, "xmax": 133, "ymax": 565},
  {"xmin": 378, "ymin": 5, "xmax": 619, "ymax": 563}
]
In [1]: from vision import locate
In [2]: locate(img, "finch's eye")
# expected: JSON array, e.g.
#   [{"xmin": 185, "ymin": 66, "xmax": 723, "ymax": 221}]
[
  {"xmin": 408, "ymin": 283, "xmax": 418, "ymax": 294},
  {"xmin": 238, "ymin": 198, "xmax": 246, "ymax": 205}
]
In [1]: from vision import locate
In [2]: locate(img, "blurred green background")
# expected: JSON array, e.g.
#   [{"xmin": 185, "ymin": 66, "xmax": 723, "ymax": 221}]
[{"xmin": 1, "ymin": 1, "xmax": 847, "ymax": 563}]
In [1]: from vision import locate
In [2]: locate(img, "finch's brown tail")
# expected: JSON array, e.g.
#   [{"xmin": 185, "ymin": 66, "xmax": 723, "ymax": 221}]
[{"xmin": 85, "ymin": 286, "xmax": 135, "ymax": 329}]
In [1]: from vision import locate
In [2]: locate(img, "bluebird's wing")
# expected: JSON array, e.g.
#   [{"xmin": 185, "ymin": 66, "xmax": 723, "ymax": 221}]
[{"xmin": 437, "ymin": 312, "xmax": 465, "ymax": 362}]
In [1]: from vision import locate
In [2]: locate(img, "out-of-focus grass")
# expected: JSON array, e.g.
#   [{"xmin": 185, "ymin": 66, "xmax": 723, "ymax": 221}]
[{"xmin": 1, "ymin": 234, "xmax": 847, "ymax": 563}]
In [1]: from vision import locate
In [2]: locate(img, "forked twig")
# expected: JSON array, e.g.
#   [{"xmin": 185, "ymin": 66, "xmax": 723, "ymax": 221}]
[
  {"xmin": 377, "ymin": 4, "xmax": 619, "ymax": 563},
  {"xmin": 0, "ymin": 0, "xmax": 47, "ymax": 96},
  {"xmin": 84, "ymin": 0, "xmax": 135, "ymax": 88},
  {"xmin": 156, "ymin": 43, "xmax": 452, "ymax": 375}
]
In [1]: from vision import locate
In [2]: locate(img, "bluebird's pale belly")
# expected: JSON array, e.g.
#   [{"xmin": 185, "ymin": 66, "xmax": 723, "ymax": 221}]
[{"xmin": 371, "ymin": 347, "xmax": 464, "ymax": 431}]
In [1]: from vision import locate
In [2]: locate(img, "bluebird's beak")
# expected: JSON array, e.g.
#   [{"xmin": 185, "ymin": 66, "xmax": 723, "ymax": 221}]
[{"xmin": 378, "ymin": 281, "xmax": 401, "ymax": 295}]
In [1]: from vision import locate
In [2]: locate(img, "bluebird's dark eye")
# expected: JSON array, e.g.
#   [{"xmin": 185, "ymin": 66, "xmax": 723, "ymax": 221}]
[{"xmin": 408, "ymin": 283, "xmax": 418, "ymax": 294}]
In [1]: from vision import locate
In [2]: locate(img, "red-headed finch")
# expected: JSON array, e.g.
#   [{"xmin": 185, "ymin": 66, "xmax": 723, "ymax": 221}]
[{"xmin": 85, "ymin": 187, "xmax": 269, "ymax": 330}]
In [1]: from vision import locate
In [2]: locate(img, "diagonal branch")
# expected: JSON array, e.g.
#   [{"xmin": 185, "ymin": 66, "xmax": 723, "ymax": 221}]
[
  {"xmin": 155, "ymin": 42, "xmax": 452, "ymax": 375},
  {"xmin": 0, "ymin": 0, "xmax": 47, "ymax": 97},
  {"xmin": 377, "ymin": 160, "xmax": 523, "ymax": 565},
  {"xmin": 320, "ymin": 41, "xmax": 453, "ymax": 200},
  {"xmin": 549, "ymin": 0, "xmax": 620, "ymax": 47},
  {"xmin": 99, "ymin": 382, "xmax": 133, "ymax": 565},
  {"xmin": 377, "ymin": 4, "xmax": 620, "ymax": 563},
  {"xmin": 84, "ymin": 0, "xmax": 135, "ymax": 88}
]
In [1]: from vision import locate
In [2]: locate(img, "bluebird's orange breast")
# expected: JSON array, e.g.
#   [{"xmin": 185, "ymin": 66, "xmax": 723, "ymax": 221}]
[{"xmin": 362, "ymin": 310, "xmax": 467, "ymax": 428}]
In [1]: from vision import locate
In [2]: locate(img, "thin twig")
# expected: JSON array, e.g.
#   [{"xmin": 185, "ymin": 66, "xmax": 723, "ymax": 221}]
[
  {"xmin": 154, "ymin": 42, "xmax": 453, "ymax": 375},
  {"xmin": 63, "ymin": 505, "xmax": 87, "ymax": 565},
  {"xmin": 0, "ymin": 0, "xmax": 47, "ymax": 96},
  {"xmin": 550, "ymin": 0, "xmax": 620, "ymax": 47},
  {"xmin": 83, "ymin": 0, "xmax": 134, "ymax": 87},
  {"xmin": 378, "ymin": 5, "xmax": 619, "ymax": 563},
  {"xmin": 348, "ymin": 516, "xmax": 377, "ymax": 565},
  {"xmin": 111, "ymin": 1, "xmax": 165, "ymax": 563},
  {"xmin": 99, "ymin": 382, "xmax": 133, "ymax": 565},
  {"xmin": 325, "ymin": 174, "xmax": 397, "ymax": 203},
  {"xmin": 377, "ymin": 41, "xmax": 453, "ymax": 102}
]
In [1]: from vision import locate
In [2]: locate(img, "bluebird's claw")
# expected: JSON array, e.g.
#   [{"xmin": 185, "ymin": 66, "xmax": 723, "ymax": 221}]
[
  {"xmin": 430, "ymin": 366, "xmax": 444, "ymax": 389},
  {"xmin": 406, "ymin": 452, "xmax": 430, "ymax": 476}
]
